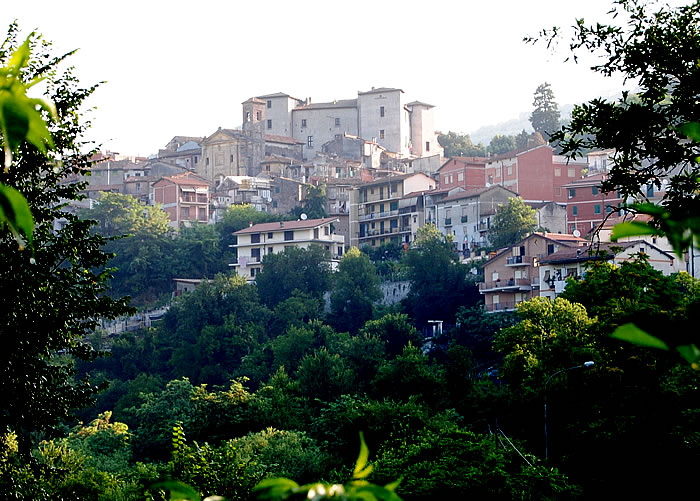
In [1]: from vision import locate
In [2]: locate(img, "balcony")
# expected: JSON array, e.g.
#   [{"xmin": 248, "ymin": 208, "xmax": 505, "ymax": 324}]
[
  {"xmin": 505, "ymin": 255, "xmax": 532, "ymax": 266},
  {"xmin": 485, "ymin": 301, "xmax": 517, "ymax": 313},
  {"xmin": 479, "ymin": 278, "xmax": 533, "ymax": 292},
  {"xmin": 358, "ymin": 209, "xmax": 400, "ymax": 222},
  {"xmin": 477, "ymin": 223, "xmax": 488, "ymax": 231}
]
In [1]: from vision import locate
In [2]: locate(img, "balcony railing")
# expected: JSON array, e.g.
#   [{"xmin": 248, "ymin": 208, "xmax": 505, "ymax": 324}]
[
  {"xmin": 477, "ymin": 223, "xmax": 488, "ymax": 231},
  {"xmin": 358, "ymin": 209, "xmax": 400, "ymax": 222},
  {"xmin": 479, "ymin": 278, "xmax": 533, "ymax": 290},
  {"xmin": 505, "ymin": 255, "xmax": 531, "ymax": 266},
  {"xmin": 485, "ymin": 301, "xmax": 517, "ymax": 312}
]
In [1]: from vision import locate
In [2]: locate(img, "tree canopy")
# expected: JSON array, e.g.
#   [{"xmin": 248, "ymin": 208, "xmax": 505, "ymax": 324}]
[
  {"xmin": 529, "ymin": 82, "xmax": 561, "ymax": 139},
  {"xmin": 0, "ymin": 26, "xmax": 131, "ymax": 449},
  {"xmin": 488, "ymin": 197, "xmax": 537, "ymax": 248},
  {"xmin": 532, "ymin": 0, "xmax": 700, "ymax": 237},
  {"xmin": 437, "ymin": 131, "xmax": 486, "ymax": 157}
]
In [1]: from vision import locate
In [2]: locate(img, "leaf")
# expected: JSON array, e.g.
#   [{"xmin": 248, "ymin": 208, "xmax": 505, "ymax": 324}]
[
  {"xmin": 611, "ymin": 323, "xmax": 669, "ymax": 350},
  {"xmin": 0, "ymin": 182, "xmax": 34, "ymax": 247},
  {"xmin": 676, "ymin": 344, "xmax": 700, "ymax": 369},
  {"xmin": 151, "ymin": 480, "xmax": 201, "ymax": 501},
  {"xmin": 353, "ymin": 431, "xmax": 374, "ymax": 480},
  {"xmin": 677, "ymin": 122, "xmax": 700, "ymax": 143},
  {"xmin": 252, "ymin": 477, "xmax": 299, "ymax": 500},
  {"xmin": 610, "ymin": 221, "xmax": 660, "ymax": 241}
]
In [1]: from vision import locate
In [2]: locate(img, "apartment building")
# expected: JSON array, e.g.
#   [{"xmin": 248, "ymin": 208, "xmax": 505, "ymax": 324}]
[
  {"xmin": 485, "ymin": 145, "xmax": 587, "ymax": 203},
  {"xmin": 480, "ymin": 232, "xmax": 586, "ymax": 312},
  {"xmin": 152, "ymin": 172, "xmax": 210, "ymax": 227},
  {"xmin": 426, "ymin": 185, "xmax": 518, "ymax": 253},
  {"xmin": 563, "ymin": 173, "xmax": 623, "ymax": 234},
  {"xmin": 349, "ymin": 173, "xmax": 436, "ymax": 248},
  {"xmin": 436, "ymin": 157, "xmax": 488, "ymax": 191},
  {"xmin": 232, "ymin": 217, "xmax": 344, "ymax": 281}
]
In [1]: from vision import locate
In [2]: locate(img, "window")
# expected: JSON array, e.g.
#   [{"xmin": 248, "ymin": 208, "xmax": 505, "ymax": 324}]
[
  {"xmin": 572, "ymin": 205, "xmax": 578, "ymax": 216},
  {"xmin": 554, "ymin": 167, "xmax": 561, "ymax": 176},
  {"xmin": 230, "ymin": 154, "xmax": 233, "ymax": 163},
  {"xmin": 268, "ymin": 232, "xmax": 273, "ymax": 239},
  {"xmin": 457, "ymin": 172, "xmax": 464, "ymax": 182},
  {"xmin": 335, "ymin": 118, "xmax": 340, "ymax": 126},
  {"xmin": 268, "ymin": 247, "xmax": 273, "ymax": 254},
  {"xmin": 380, "ymin": 106, "xmax": 385, "ymax": 117},
  {"xmin": 338, "ymin": 246, "xmax": 343, "ymax": 256},
  {"xmin": 206, "ymin": 157, "xmax": 209, "ymax": 166},
  {"xmin": 568, "ymin": 188, "xmax": 576, "ymax": 199},
  {"xmin": 592, "ymin": 186, "xmax": 599, "ymax": 195},
  {"xmin": 301, "ymin": 119, "xmax": 307, "ymax": 128},
  {"xmin": 267, "ymin": 100, "xmax": 271, "ymax": 108},
  {"xmin": 568, "ymin": 167, "xmax": 575, "ymax": 177},
  {"xmin": 181, "ymin": 207, "xmax": 189, "ymax": 219},
  {"xmin": 606, "ymin": 205, "xmax": 613, "ymax": 213},
  {"xmin": 324, "ymin": 225, "xmax": 330, "ymax": 236},
  {"xmin": 647, "ymin": 184, "xmax": 655, "ymax": 197},
  {"xmin": 426, "ymin": 141, "xmax": 430, "ymax": 152},
  {"xmin": 547, "ymin": 243, "xmax": 555, "ymax": 255},
  {"xmin": 267, "ymin": 119, "xmax": 272, "ymax": 129},
  {"xmin": 380, "ymin": 129, "xmax": 385, "ymax": 139},
  {"xmin": 284, "ymin": 230, "xmax": 294, "ymax": 241},
  {"xmin": 307, "ymin": 136, "xmax": 314, "ymax": 148},
  {"xmin": 256, "ymin": 111, "xmax": 261, "ymax": 121},
  {"xmin": 314, "ymin": 228, "xmax": 319, "ymax": 239},
  {"xmin": 507, "ymin": 166, "xmax": 513, "ymax": 176},
  {"xmin": 251, "ymin": 248, "xmax": 261, "ymax": 261},
  {"xmin": 251, "ymin": 233, "xmax": 260, "ymax": 243},
  {"xmin": 245, "ymin": 111, "xmax": 251, "ymax": 122},
  {"xmin": 594, "ymin": 204, "xmax": 601, "ymax": 214}
]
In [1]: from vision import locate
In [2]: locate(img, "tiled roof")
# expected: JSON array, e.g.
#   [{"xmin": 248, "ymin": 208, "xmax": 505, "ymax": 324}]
[
  {"xmin": 234, "ymin": 217, "xmax": 339, "ymax": 235},
  {"xmin": 358, "ymin": 87, "xmax": 403, "ymax": 95},
  {"xmin": 293, "ymin": 99, "xmax": 357, "ymax": 111},
  {"xmin": 157, "ymin": 172, "xmax": 209, "ymax": 187},
  {"xmin": 437, "ymin": 185, "xmax": 518, "ymax": 204},
  {"xmin": 265, "ymin": 134, "xmax": 303, "ymax": 145},
  {"xmin": 406, "ymin": 100, "xmax": 435, "ymax": 108},
  {"xmin": 539, "ymin": 240, "xmax": 672, "ymax": 264}
]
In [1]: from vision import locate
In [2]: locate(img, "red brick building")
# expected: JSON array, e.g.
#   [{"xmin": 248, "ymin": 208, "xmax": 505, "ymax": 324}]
[
  {"xmin": 436, "ymin": 157, "xmax": 487, "ymax": 191},
  {"xmin": 563, "ymin": 173, "xmax": 623, "ymax": 235},
  {"xmin": 485, "ymin": 145, "xmax": 587, "ymax": 203},
  {"xmin": 152, "ymin": 172, "xmax": 210, "ymax": 227}
]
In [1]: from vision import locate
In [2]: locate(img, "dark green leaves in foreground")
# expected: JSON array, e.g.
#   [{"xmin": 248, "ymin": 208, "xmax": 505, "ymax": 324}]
[{"xmin": 253, "ymin": 432, "xmax": 402, "ymax": 501}]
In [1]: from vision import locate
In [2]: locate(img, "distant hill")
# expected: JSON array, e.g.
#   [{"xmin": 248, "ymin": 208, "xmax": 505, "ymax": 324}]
[{"xmin": 470, "ymin": 105, "xmax": 575, "ymax": 146}]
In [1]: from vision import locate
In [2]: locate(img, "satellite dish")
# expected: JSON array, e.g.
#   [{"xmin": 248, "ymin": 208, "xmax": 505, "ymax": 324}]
[
  {"xmin": 300, "ymin": 213, "xmax": 308, "ymax": 220},
  {"xmin": 573, "ymin": 230, "xmax": 581, "ymax": 237}
]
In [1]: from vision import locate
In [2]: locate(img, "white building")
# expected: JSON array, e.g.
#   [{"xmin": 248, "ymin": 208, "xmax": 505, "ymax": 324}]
[
  {"xmin": 243, "ymin": 88, "xmax": 443, "ymax": 161},
  {"xmin": 538, "ymin": 240, "xmax": 676, "ymax": 300},
  {"xmin": 231, "ymin": 217, "xmax": 345, "ymax": 281}
]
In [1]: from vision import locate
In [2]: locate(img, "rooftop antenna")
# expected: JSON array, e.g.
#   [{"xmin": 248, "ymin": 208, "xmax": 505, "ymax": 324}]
[{"xmin": 300, "ymin": 213, "xmax": 308, "ymax": 220}]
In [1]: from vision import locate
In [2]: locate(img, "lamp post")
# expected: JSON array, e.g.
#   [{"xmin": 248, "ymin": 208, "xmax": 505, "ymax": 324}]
[{"xmin": 544, "ymin": 361, "xmax": 594, "ymax": 460}]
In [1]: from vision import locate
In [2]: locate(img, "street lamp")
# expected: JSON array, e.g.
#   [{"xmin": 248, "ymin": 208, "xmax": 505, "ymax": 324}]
[{"xmin": 544, "ymin": 361, "xmax": 594, "ymax": 460}]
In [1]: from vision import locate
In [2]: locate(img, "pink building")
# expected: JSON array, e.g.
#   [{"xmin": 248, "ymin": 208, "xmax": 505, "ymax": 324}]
[
  {"xmin": 152, "ymin": 172, "xmax": 210, "ymax": 227},
  {"xmin": 485, "ymin": 145, "xmax": 587, "ymax": 203}
]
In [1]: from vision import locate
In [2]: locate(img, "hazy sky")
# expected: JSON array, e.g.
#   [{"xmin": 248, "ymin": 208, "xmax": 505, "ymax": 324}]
[{"xmin": 3, "ymin": 0, "xmax": 681, "ymax": 156}]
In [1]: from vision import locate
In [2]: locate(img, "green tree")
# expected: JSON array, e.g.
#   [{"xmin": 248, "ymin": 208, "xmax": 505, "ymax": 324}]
[
  {"xmin": 330, "ymin": 247, "xmax": 382, "ymax": 333},
  {"xmin": 0, "ymin": 26, "xmax": 131, "ymax": 450},
  {"xmin": 437, "ymin": 131, "xmax": 486, "ymax": 157},
  {"xmin": 403, "ymin": 224, "xmax": 481, "ymax": 325},
  {"xmin": 487, "ymin": 134, "xmax": 516, "ymax": 155},
  {"xmin": 533, "ymin": 0, "xmax": 700, "ymax": 243},
  {"xmin": 515, "ymin": 129, "xmax": 546, "ymax": 150},
  {"xmin": 289, "ymin": 184, "xmax": 328, "ymax": 219},
  {"xmin": 359, "ymin": 313, "xmax": 422, "ymax": 358},
  {"xmin": 80, "ymin": 191, "xmax": 171, "ymax": 238},
  {"xmin": 529, "ymin": 82, "xmax": 561, "ymax": 139},
  {"xmin": 488, "ymin": 197, "xmax": 537, "ymax": 248},
  {"xmin": 255, "ymin": 245, "xmax": 332, "ymax": 308}
]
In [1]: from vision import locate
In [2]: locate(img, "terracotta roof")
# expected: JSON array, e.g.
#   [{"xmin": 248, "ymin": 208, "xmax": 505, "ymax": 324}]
[
  {"xmin": 157, "ymin": 172, "xmax": 209, "ymax": 187},
  {"xmin": 562, "ymin": 173, "xmax": 608, "ymax": 188},
  {"xmin": 234, "ymin": 217, "xmax": 339, "ymax": 235},
  {"xmin": 539, "ymin": 240, "xmax": 673, "ymax": 264},
  {"xmin": 83, "ymin": 184, "xmax": 123, "ymax": 192},
  {"xmin": 484, "ymin": 231, "xmax": 585, "ymax": 266},
  {"xmin": 264, "ymin": 134, "xmax": 303, "ymax": 145},
  {"xmin": 242, "ymin": 97, "xmax": 266, "ymax": 104},
  {"xmin": 262, "ymin": 155, "xmax": 297, "ymax": 164},
  {"xmin": 356, "ymin": 172, "xmax": 433, "ymax": 188}
]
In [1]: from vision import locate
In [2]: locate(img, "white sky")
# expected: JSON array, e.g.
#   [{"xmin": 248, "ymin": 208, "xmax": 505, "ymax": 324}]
[{"xmin": 3, "ymin": 0, "xmax": 684, "ymax": 156}]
